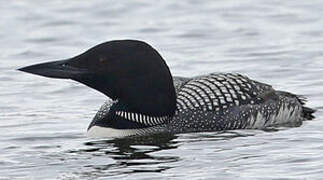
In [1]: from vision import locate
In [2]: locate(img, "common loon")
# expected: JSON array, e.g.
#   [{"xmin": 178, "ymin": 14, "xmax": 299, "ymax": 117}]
[{"xmin": 19, "ymin": 40, "xmax": 315, "ymax": 138}]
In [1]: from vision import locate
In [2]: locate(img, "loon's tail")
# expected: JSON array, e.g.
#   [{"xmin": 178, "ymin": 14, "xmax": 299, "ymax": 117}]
[
  {"xmin": 276, "ymin": 91, "xmax": 316, "ymax": 120},
  {"xmin": 301, "ymin": 106, "xmax": 316, "ymax": 120},
  {"xmin": 295, "ymin": 95, "xmax": 316, "ymax": 120}
]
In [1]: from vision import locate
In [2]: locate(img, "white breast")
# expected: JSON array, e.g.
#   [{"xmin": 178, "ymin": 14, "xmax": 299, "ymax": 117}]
[
  {"xmin": 87, "ymin": 125, "xmax": 167, "ymax": 138},
  {"xmin": 87, "ymin": 126, "xmax": 143, "ymax": 138}
]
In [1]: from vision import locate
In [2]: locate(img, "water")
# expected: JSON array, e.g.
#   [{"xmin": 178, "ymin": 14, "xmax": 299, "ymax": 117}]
[{"xmin": 1, "ymin": 0, "xmax": 323, "ymax": 179}]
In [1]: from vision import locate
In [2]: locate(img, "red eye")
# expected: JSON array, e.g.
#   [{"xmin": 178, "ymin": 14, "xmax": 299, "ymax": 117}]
[{"xmin": 99, "ymin": 57, "xmax": 106, "ymax": 63}]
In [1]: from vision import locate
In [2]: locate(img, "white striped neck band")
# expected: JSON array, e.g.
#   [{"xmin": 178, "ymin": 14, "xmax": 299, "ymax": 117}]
[{"xmin": 115, "ymin": 111, "xmax": 169, "ymax": 126}]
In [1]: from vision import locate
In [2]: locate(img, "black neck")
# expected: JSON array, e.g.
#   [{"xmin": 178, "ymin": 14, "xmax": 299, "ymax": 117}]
[{"xmin": 115, "ymin": 74, "xmax": 177, "ymax": 117}]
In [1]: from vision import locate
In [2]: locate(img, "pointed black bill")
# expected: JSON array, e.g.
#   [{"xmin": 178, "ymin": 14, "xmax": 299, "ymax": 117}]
[{"xmin": 18, "ymin": 59, "xmax": 90, "ymax": 79}]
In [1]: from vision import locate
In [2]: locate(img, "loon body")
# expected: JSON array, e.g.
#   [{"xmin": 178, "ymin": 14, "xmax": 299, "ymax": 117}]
[{"xmin": 19, "ymin": 40, "xmax": 315, "ymax": 138}]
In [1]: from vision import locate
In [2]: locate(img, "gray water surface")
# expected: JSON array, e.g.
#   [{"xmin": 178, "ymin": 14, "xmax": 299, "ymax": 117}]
[{"xmin": 1, "ymin": 1, "xmax": 323, "ymax": 179}]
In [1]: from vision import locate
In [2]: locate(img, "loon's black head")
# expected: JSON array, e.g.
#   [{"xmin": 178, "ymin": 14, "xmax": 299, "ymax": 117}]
[{"xmin": 19, "ymin": 40, "xmax": 177, "ymax": 117}]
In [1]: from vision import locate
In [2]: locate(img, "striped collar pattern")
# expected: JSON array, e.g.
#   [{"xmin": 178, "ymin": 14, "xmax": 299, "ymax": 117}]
[{"xmin": 115, "ymin": 111, "xmax": 169, "ymax": 126}]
